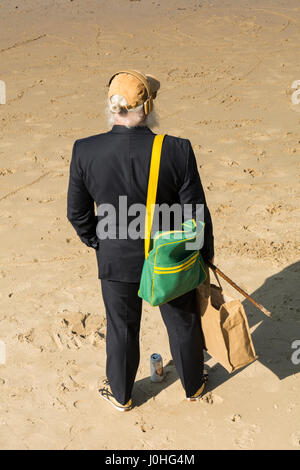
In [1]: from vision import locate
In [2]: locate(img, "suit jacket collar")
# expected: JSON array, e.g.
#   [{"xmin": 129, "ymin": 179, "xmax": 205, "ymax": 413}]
[{"xmin": 110, "ymin": 125, "xmax": 155, "ymax": 135}]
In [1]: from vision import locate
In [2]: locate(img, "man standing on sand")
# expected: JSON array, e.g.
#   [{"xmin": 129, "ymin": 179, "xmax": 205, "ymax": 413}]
[{"xmin": 67, "ymin": 70, "xmax": 214, "ymax": 411}]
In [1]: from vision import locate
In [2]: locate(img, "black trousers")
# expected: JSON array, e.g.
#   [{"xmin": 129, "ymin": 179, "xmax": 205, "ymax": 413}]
[{"xmin": 100, "ymin": 280, "xmax": 205, "ymax": 405}]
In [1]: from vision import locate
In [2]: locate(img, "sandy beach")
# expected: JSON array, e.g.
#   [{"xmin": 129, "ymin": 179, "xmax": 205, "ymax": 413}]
[{"xmin": 0, "ymin": 0, "xmax": 299, "ymax": 449}]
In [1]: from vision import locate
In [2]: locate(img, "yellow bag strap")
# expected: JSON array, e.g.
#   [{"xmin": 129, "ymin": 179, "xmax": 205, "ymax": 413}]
[{"xmin": 145, "ymin": 134, "xmax": 165, "ymax": 259}]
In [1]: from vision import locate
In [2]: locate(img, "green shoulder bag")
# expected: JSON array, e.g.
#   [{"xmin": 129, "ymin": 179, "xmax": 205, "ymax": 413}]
[{"xmin": 138, "ymin": 134, "xmax": 207, "ymax": 306}]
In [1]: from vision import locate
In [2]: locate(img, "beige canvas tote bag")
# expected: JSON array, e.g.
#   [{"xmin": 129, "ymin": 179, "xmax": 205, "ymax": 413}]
[{"xmin": 196, "ymin": 265, "xmax": 258, "ymax": 373}]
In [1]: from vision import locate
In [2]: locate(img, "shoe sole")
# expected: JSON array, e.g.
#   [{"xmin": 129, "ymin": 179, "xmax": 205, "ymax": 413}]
[{"xmin": 99, "ymin": 392, "xmax": 132, "ymax": 412}]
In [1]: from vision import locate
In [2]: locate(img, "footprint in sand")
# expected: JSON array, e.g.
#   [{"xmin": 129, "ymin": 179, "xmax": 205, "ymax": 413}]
[
  {"xmin": 201, "ymin": 391, "xmax": 224, "ymax": 405},
  {"xmin": 0, "ymin": 168, "xmax": 15, "ymax": 175},
  {"xmin": 215, "ymin": 204, "xmax": 234, "ymax": 216},
  {"xmin": 291, "ymin": 431, "xmax": 300, "ymax": 448},
  {"xmin": 52, "ymin": 312, "xmax": 106, "ymax": 351},
  {"xmin": 243, "ymin": 168, "xmax": 262, "ymax": 177},
  {"xmin": 220, "ymin": 159, "xmax": 240, "ymax": 167},
  {"xmin": 230, "ymin": 413, "xmax": 242, "ymax": 422},
  {"xmin": 234, "ymin": 423, "xmax": 261, "ymax": 449}
]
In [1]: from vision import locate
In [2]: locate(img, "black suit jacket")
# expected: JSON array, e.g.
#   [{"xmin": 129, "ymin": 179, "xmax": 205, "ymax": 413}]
[{"xmin": 67, "ymin": 125, "xmax": 214, "ymax": 282}]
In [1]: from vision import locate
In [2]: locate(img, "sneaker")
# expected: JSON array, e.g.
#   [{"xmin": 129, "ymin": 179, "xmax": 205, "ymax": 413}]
[
  {"xmin": 186, "ymin": 371, "xmax": 208, "ymax": 402},
  {"xmin": 98, "ymin": 378, "xmax": 133, "ymax": 412}
]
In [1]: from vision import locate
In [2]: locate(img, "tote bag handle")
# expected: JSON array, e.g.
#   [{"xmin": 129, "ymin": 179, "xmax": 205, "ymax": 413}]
[{"xmin": 144, "ymin": 134, "xmax": 165, "ymax": 259}]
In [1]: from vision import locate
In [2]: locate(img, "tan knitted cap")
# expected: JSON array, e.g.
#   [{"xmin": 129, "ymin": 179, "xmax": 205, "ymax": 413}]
[{"xmin": 108, "ymin": 70, "xmax": 160, "ymax": 110}]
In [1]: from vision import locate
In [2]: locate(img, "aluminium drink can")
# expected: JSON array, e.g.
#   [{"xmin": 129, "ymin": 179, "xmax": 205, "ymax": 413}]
[{"xmin": 150, "ymin": 353, "xmax": 164, "ymax": 382}]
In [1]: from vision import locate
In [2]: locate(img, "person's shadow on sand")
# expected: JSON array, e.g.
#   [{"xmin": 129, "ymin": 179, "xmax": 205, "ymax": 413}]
[
  {"xmin": 134, "ymin": 261, "xmax": 300, "ymax": 405},
  {"xmin": 134, "ymin": 360, "xmax": 178, "ymax": 407}
]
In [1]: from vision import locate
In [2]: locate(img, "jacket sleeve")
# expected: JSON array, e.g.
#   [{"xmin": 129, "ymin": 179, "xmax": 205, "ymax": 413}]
[
  {"xmin": 178, "ymin": 139, "xmax": 214, "ymax": 261},
  {"xmin": 67, "ymin": 140, "xmax": 98, "ymax": 248}
]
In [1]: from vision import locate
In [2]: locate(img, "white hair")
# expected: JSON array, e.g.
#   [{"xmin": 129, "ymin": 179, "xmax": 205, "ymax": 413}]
[{"xmin": 106, "ymin": 94, "xmax": 159, "ymax": 129}]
